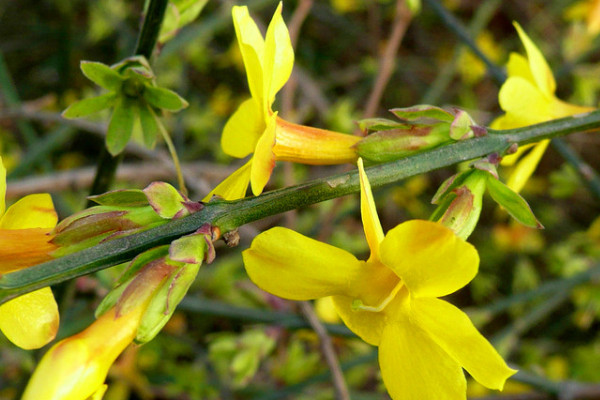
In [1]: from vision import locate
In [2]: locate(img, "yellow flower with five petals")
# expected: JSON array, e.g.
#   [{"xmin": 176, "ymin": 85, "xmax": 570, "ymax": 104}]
[
  {"xmin": 243, "ymin": 158, "xmax": 515, "ymax": 399},
  {"xmin": 207, "ymin": 4, "xmax": 360, "ymax": 200},
  {"xmin": 491, "ymin": 22, "xmax": 594, "ymax": 193},
  {"xmin": 0, "ymin": 157, "xmax": 59, "ymax": 349}
]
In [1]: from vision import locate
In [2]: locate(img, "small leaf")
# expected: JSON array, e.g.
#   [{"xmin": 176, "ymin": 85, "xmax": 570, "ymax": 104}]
[
  {"xmin": 449, "ymin": 109, "xmax": 476, "ymax": 140},
  {"xmin": 62, "ymin": 93, "xmax": 116, "ymax": 119},
  {"xmin": 80, "ymin": 61, "xmax": 123, "ymax": 91},
  {"xmin": 138, "ymin": 103, "xmax": 159, "ymax": 148},
  {"xmin": 143, "ymin": 181, "xmax": 187, "ymax": 219},
  {"xmin": 486, "ymin": 175, "xmax": 543, "ymax": 228},
  {"xmin": 357, "ymin": 118, "xmax": 401, "ymax": 133},
  {"xmin": 106, "ymin": 97, "xmax": 135, "ymax": 155},
  {"xmin": 88, "ymin": 189, "xmax": 149, "ymax": 207},
  {"xmin": 390, "ymin": 105, "xmax": 454, "ymax": 123},
  {"xmin": 144, "ymin": 86, "xmax": 189, "ymax": 111}
]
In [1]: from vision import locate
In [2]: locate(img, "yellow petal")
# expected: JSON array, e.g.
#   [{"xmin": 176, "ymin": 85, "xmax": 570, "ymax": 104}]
[
  {"xmin": 550, "ymin": 98, "xmax": 594, "ymax": 119},
  {"xmin": 232, "ymin": 6, "xmax": 266, "ymax": 111},
  {"xmin": 498, "ymin": 77, "xmax": 551, "ymax": 125},
  {"xmin": 411, "ymin": 297, "xmax": 517, "ymax": 390},
  {"xmin": 0, "ymin": 287, "xmax": 59, "ymax": 349},
  {"xmin": 506, "ymin": 140, "xmax": 550, "ymax": 193},
  {"xmin": 221, "ymin": 98, "xmax": 264, "ymax": 158},
  {"xmin": 263, "ymin": 2, "xmax": 294, "ymax": 106},
  {"xmin": 202, "ymin": 160, "xmax": 252, "ymax": 202},
  {"xmin": 242, "ymin": 226, "xmax": 364, "ymax": 300},
  {"xmin": 250, "ymin": 113, "xmax": 277, "ymax": 196},
  {"xmin": 358, "ymin": 158, "xmax": 384, "ymax": 262},
  {"xmin": 379, "ymin": 220, "xmax": 479, "ymax": 298},
  {"xmin": 0, "ymin": 156, "xmax": 6, "ymax": 216},
  {"xmin": 513, "ymin": 22, "xmax": 556, "ymax": 98},
  {"xmin": 0, "ymin": 193, "xmax": 57, "ymax": 229},
  {"xmin": 23, "ymin": 307, "xmax": 141, "ymax": 400},
  {"xmin": 505, "ymin": 52, "xmax": 535, "ymax": 84},
  {"xmin": 379, "ymin": 317, "xmax": 466, "ymax": 400},
  {"xmin": 499, "ymin": 143, "xmax": 535, "ymax": 167}
]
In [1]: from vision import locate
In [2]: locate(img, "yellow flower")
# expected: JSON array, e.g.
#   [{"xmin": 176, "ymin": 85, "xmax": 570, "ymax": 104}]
[
  {"xmin": 243, "ymin": 158, "xmax": 516, "ymax": 399},
  {"xmin": 491, "ymin": 22, "xmax": 594, "ymax": 193},
  {"xmin": 22, "ymin": 258, "xmax": 178, "ymax": 400},
  {"xmin": 207, "ymin": 4, "xmax": 360, "ymax": 200},
  {"xmin": 0, "ymin": 157, "xmax": 59, "ymax": 349}
]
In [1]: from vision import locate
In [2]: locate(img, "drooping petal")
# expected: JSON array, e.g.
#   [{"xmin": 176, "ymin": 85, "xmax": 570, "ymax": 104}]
[
  {"xmin": 506, "ymin": 140, "xmax": 550, "ymax": 193},
  {"xmin": 232, "ymin": 6, "xmax": 266, "ymax": 110},
  {"xmin": 263, "ymin": 2, "xmax": 294, "ymax": 107},
  {"xmin": 550, "ymin": 98, "xmax": 594, "ymax": 119},
  {"xmin": 250, "ymin": 113, "xmax": 277, "ymax": 196},
  {"xmin": 202, "ymin": 160, "xmax": 252, "ymax": 202},
  {"xmin": 411, "ymin": 297, "xmax": 516, "ymax": 390},
  {"xmin": 242, "ymin": 226, "xmax": 364, "ymax": 300},
  {"xmin": 221, "ymin": 99, "xmax": 264, "ymax": 158},
  {"xmin": 358, "ymin": 158, "xmax": 384, "ymax": 262},
  {"xmin": 379, "ymin": 220, "xmax": 479, "ymax": 298},
  {"xmin": 0, "ymin": 156, "xmax": 6, "ymax": 216},
  {"xmin": 513, "ymin": 22, "xmax": 556, "ymax": 98},
  {"xmin": 379, "ymin": 317, "xmax": 466, "ymax": 400},
  {"xmin": 0, "ymin": 287, "xmax": 59, "ymax": 349},
  {"xmin": 498, "ymin": 77, "xmax": 551, "ymax": 125},
  {"xmin": 0, "ymin": 193, "xmax": 57, "ymax": 229}
]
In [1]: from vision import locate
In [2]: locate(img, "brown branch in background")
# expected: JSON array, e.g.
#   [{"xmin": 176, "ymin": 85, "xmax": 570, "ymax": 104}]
[
  {"xmin": 363, "ymin": 0, "xmax": 412, "ymax": 120},
  {"xmin": 299, "ymin": 301, "xmax": 350, "ymax": 400},
  {"xmin": 5, "ymin": 161, "xmax": 234, "ymax": 199}
]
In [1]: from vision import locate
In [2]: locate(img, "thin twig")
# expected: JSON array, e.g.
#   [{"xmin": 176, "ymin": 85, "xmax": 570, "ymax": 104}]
[
  {"xmin": 298, "ymin": 301, "xmax": 350, "ymax": 400},
  {"xmin": 363, "ymin": 0, "xmax": 412, "ymax": 119},
  {"xmin": 551, "ymin": 137, "xmax": 600, "ymax": 200}
]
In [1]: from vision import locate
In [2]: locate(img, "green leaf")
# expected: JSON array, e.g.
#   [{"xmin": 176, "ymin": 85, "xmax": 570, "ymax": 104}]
[
  {"xmin": 486, "ymin": 175, "xmax": 543, "ymax": 228},
  {"xmin": 62, "ymin": 93, "xmax": 116, "ymax": 119},
  {"xmin": 143, "ymin": 86, "xmax": 189, "ymax": 111},
  {"xmin": 106, "ymin": 97, "xmax": 135, "ymax": 155},
  {"xmin": 138, "ymin": 103, "xmax": 159, "ymax": 148},
  {"xmin": 143, "ymin": 181, "xmax": 187, "ymax": 219},
  {"xmin": 390, "ymin": 105, "xmax": 454, "ymax": 123},
  {"xmin": 80, "ymin": 61, "xmax": 123, "ymax": 91},
  {"xmin": 88, "ymin": 189, "xmax": 149, "ymax": 207}
]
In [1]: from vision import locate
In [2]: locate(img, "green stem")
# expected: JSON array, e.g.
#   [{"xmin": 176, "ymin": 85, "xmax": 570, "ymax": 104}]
[
  {"xmin": 551, "ymin": 137, "xmax": 600, "ymax": 200},
  {"xmin": 87, "ymin": 0, "xmax": 169, "ymax": 202},
  {"xmin": 3, "ymin": 111, "xmax": 600, "ymax": 304}
]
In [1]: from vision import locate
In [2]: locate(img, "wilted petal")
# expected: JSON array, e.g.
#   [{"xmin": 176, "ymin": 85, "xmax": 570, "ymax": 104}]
[
  {"xmin": 506, "ymin": 140, "xmax": 549, "ymax": 193},
  {"xmin": 263, "ymin": 2, "xmax": 294, "ymax": 105},
  {"xmin": 242, "ymin": 226, "xmax": 364, "ymax": 300},
  {"xmin": 380, "ymin": 220, "xmax": 479, "ymax": 298},
  {"xmin": 411, "ymin": 297, "xmax": 516, "ymax": 390},
  {"xmin": 513, "ymin": 22, "xmax": 555, "ymax": 98},
  {"xmin": 0, "ymin": 287, "xmax": 58, "ymax": 349},
  {"xmin": 221, "ymin": 99, "xmax": 264, "ymax": 158},
  {"xmin": 0, "ymin": 193, "xmax": 57, "ymax": 229},
  {"xmin": 250, "ymin": 114, "xmax": 277, "ymax": 196},
  {"xmin": 379, "ymin": 317, "xmax": 466, "ymax": 400},
  {"xmin": 358, "ymin": 158, "xmax": 384, "ymax": 262},
  {"xmin": 203, "ymin": 160, "xmax": 252, "ymax": 201}
]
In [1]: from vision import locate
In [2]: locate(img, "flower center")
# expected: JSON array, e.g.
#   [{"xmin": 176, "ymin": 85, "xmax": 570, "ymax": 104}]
[{"xmin": 351, "ymin": 280, "xmax": 404, "ymax": 313}]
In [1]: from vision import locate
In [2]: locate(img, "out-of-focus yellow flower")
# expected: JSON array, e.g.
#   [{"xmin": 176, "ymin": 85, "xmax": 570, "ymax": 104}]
[
  {"xmin": 458, "ymin": 31, "xmax": 505, "ymax": 85},
  {"xmin": 207, "ymin": 4, "xmax": 360, "ymax": 200},
  {"xmin": 565, "ymin": 0, "xmax": 600, "ymax": 35},
  {"xmin": 243, "ymin": 158, "xmax": 515, "ymax": 399},
  {"xmin": 491, "ymin": 22, "xmax": 594, "ymax": 193},
  {"xmin": 22, "ymin": 259, "xmax": 178, "ymax": 400},
  {"xmin": 0, "ymin": 157, "xmax": 59, "ymax": 350}
]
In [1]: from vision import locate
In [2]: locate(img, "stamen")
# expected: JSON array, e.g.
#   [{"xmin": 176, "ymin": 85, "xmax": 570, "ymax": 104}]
[{"xmin": 351, "ymin": 281, "xmax": 404, "ymax": 312}]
